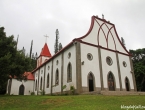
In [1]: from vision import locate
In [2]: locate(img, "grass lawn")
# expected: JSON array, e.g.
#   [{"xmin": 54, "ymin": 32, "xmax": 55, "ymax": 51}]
[{"xmin": 0, "ymin": 95, "xmax": 145, "ymax": 110}]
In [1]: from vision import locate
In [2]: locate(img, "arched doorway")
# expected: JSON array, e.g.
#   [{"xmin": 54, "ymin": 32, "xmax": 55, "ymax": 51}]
[
  {"xmin": 19, "ymin": 84, "xmax": 25, "ymax": 95},
  {"xmin": 88, "ymin": 73, "xmax": 94, "ymax": 92},
  {"xmin": 125, "ymin": 77, "xmax": 130, "ymax": 91},
  {"xmin": 108, "ymin": 72, "xmax": 115, "ymax": 91}
]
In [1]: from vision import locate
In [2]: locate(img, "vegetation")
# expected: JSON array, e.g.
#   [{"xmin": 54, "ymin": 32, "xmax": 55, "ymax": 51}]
[
  {"xmin": 54, "ymin": 29, "xmax": 59, "ymax": 54},
  {"xmin": 130, "ymin": 48, "xmax": 145, "ymax": 91},
  {"xmin": 54, "ymin": 29, "xmax": 63, "ymax": 54},
  {"xmin": 0, "ymin": 27, "xmax": 36, "ymax": 94},
  {"xmin": 0, "ymin": 95, "xmax": 145, "ymax": 110}
]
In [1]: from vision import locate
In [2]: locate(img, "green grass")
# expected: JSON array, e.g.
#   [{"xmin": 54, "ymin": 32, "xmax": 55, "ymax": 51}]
[{"xmin": 0, "ymin": 95, "xmax": 145, "ymax": 110}]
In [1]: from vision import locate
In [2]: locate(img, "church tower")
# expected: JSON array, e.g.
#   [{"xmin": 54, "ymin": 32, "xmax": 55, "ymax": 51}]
[{"xmin": 37, "ymin": 43, "xmax": 51, "ymax": 67}]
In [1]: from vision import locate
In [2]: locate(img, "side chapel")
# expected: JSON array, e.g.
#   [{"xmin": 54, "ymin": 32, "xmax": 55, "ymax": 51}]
[{"xmin": 7, "ymin": 15, "xmax": 137, "ymax": 95}]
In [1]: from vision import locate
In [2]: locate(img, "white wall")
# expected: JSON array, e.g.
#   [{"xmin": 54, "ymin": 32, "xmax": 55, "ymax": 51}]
[
  {"xmin": 38, "ymin": 66, "xmax": 45, "ymax": 93},
  {"xmin": 118, "ymin": 54, "xmax": 134, "ymax": 90},
  {"xmin": 34, "ymin": 70, "xmax": 39, "ymax": 95},
  {"xmin": 52, "ymin": 54, "xmax": 62, "ymax": 93},
  {"xmin": 101, "ymin": 49, "xmax": 120, "ymax": 89},
  {"xmin": 81, "ymin": 43, "xmax": 101, "ymax": 88},
  {"xmin": 10, "ymin": 79, "xmax": 34, "ymax": 95},
  {"xmin": 63, "ymin": 45, "xmax": 76, "ymax": 91},
  {"xmin": 81, "ymin": 17, "xmax": 128, "ymax": 54},
  {"xmin": 44, "ymin": 61, "xmax": 52, "ymax": 94}
]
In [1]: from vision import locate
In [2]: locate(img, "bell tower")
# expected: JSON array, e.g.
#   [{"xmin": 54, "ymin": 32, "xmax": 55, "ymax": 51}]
[{"xmin": 37, "ymin": 43, "xmax": 51, "ymax": 67}]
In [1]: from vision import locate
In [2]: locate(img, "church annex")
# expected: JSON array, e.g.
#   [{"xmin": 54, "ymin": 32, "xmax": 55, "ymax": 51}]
[{"xmin": 7, "ymin": 15, "xmax": 137, "ymax": 95}]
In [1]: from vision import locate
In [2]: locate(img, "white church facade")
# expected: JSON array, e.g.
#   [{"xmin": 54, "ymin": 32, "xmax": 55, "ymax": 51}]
[{"xmin": 7, "ymin": 15, "xmax": 137, "ymax": 95}]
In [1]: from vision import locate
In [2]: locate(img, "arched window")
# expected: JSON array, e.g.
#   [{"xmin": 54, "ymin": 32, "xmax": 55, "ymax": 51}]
[
  {"xmin": 40, "ymin": 77, "xmax": 42, "ymax": 90},
  {"xmin": 108, "ymin": 72, "xmax": 115, "ymax": 91},
  {"xmin": 67, "ymin": 63, "xmax": 72, "ymax": 82},
  {"xmin": 35, "ymin": 80, "xmax": 37, "ymax": 91},
  {"xmin": 47, "ymin": 73, "xmax": 49, "ymax": 88},
  {"xmin": 55, "ymin": 69, "xmax": 59, "ymax": 85}
]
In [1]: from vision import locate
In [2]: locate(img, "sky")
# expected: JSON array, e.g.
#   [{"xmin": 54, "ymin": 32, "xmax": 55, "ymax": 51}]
[{"xmin": 0, "ymin": 0, "xmax": 145, "ymax": 56}]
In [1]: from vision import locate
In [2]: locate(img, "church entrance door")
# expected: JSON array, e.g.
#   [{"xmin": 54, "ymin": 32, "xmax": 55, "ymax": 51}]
[
  {"xmin": 19, "ymin": 85, "xmax": 25, "ymax": 95},
  {"xmin": 125, "ymin": 78, "xmax": 130, "ymax": 91},
  {"xmin": 88, "ymin": 73, "xmax": 94, "ymax": 92},
  {"xmin": 108, "ymin": 72, "xmax": 115, "ymax": 91}
]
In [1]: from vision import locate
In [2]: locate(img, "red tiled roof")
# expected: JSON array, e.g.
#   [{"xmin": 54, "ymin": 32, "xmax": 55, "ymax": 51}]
[
  {"xmin": 24, "ymin": 72, "xmax": 34, "ymax": 80},
  {"xmin": 9, "ymin": 72, "xmax": 34, "ymax": 80},
  {"xmin": 40, "ymin": 43, "xmax": 51, "ymax": 57}
]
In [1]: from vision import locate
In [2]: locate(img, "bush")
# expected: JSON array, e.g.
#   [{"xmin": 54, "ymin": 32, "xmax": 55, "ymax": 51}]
[
  {"xmin": 31, "ymin": 92, "xmax": 35, "ymax": 95},
  {"xmin": 70, "ymin": 85, "xmax": 75, "ymax": 95},
  {"xmin": 39, "ymin": 90, "xmax": 45, "ymax": 95}
]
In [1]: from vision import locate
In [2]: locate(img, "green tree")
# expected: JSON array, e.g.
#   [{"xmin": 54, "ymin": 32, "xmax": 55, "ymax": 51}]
[
  {"xmin": 54, "ymin": 29, "xmax": 59, "ymax": 54},
  {"xmin": 59, "ymin": 43, "xmax": 63, "ymax": 51},
  {"xmin": 29, "ymin": 40, "xmax": 33, "ymax": 58},
  {"xmin": 0, "ymin": 27, "xmax": 35, "ymax": 94},
  {"xmin": 129, "ymin": 48, "xmax": 145, "ymax": 91}
]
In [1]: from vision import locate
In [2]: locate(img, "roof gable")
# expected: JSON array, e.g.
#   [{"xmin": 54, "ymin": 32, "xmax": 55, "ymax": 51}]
[
  {"xmin": 76, "ymin": 16, "xmax": 130, "ymax": 55},
  {"xmin": 40, "ymin": 43, "xmax": 52, "ymax": 57}
]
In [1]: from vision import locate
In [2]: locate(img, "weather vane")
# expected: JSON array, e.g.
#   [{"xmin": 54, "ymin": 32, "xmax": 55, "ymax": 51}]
[{"xmin": 44, "ymin": 35, "xmax": 49, "ymax": 43}]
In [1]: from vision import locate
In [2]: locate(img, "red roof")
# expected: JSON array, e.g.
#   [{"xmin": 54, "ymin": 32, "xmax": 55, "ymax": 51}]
[
  {"xmin": 24, "ymin": 72, "xmax": 34, "ymax": 80},
  {"xmin": 40, "ymin": 43, "xmax": 51, "ymax": 57},
  {"xmin": 9, "ymin": 72, "xmax": 34, "ymax": 80}
]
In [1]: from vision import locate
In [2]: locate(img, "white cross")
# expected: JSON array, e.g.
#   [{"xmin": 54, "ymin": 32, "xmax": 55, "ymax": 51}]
[{"xmin": 44, "ymin": 35, "xmax": 49, "ymax": 43}]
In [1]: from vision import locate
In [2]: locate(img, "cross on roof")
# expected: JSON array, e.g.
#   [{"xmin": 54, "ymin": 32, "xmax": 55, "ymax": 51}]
[{"xmin": 44, "ymin": 35, "xmax": 49, "ymax": 43}]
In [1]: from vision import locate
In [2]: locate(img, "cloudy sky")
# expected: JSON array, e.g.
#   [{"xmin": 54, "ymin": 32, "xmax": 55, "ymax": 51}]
[{"xmin": 0, "ymin": 0, "xmax": 145, "ymax": 56}]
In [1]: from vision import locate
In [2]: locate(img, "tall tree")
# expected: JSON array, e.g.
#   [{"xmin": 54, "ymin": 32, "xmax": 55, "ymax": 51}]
[
  {"xmin": 54, "ymin": 29, "xmax": 59, "ymax": 54},
  {"xmin": 29, "ymin": 40, "xmax": 33, "ymax": 58},
  {"xmin": 22, "ymin": 46, "xmax": 25, "ymax": 55},
  {"xmin": 129, "ymin": 48, "xmax": 145, "ymax": 91},
  {"xmin": 0, "ymin": 27, "xmax": 34, "ymax": 94},
  {"xmin": 59, "ymin": 43, "xmax": 63, "ymax": 51}
]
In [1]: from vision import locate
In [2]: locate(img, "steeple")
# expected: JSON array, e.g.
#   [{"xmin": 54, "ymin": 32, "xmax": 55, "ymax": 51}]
[
  {"xmin": 40, "ymin": 43, "xmax": 51, "ymax": 57},
  {"xmin": 37, "ymin": 43, "xmax": 52, "ymax": 67}
]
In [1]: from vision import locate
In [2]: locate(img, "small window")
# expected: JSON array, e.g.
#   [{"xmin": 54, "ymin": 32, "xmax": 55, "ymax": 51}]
[
  {"xmin": 47, "ymin": 74, "xmax": 49, "ymax": 88},
  {"xmin": 56, "ymin": 60, "xmax": 59, "ymax": 65},
  {"xmin": 87, "ymin": 53, "xmax": 93, "ymax": 60},
  {"xmin": 35, "ymin": 73, "xmax": 37, "ymax": 77},
  {"xmin": 106, "ymin": 56, "xmax": 113, "ymax": 66},
  {"xmin": 48, "ymin": 66, "xmax": 50, "ymax": 70},
  {"xmin": 40, "ymin": 77, "xmax": 42, "ymax": 90},
  {"xmin": 68, "ymin": 52, "xmax": 71, "ymax": 59},
  {"xmin": 41, "ymin": 70, "xmax": 43, "ymax": 74},
  {"xmin": 55, "ymin": 69, "xmax": 59, "ymax": 85},
  {"xmin": 123, "ymin": 61, "xmax": 127, "ymax": 67},
  {"xmin": 67, "ymin": 63, "xmax": 72, "ymax": 82}
]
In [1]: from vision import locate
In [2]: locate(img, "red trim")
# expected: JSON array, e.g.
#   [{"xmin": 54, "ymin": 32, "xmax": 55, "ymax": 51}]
[
  {"xmin": 95, "ymin": 20, "xmax": 107, "ymax": 46},
  {"xmin": 32, "ymin": 41, "xmax": 74, "ymax": 73},
  {"xmin": 32, "ymin": 15, "xmax": 132, "ymax": 73},
  {"xmin": 79, "ymin": 40, "xmax": 131, "ymax": 56},
  {"xmin": 77, "ymin": 16, "xmax": 95, "ymax": 39},
  {"xmin": 113, "ymin": 26, "xmax": 130, "ymax": 54},
  {"xmin": 76, "ymin": 15, "xmax": 130, "ymax": 55},
  {"xmin": 105, "ymin": 24, "xmax": 116, "ymax": 50}
]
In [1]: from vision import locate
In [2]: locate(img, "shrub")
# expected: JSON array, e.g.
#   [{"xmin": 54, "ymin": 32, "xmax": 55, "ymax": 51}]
[
  {"xmin": 31, "ymin": 92, "xmax": 35, "ymax": 95},
  {"xmin": 70, "ymin": 85, "xmax": 75, "ymax": 95}
]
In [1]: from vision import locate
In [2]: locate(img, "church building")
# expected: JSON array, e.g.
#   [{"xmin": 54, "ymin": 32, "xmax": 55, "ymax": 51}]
[{"xmin": 6, "ymin": 15, "xmax": 137, "ymax": 95}]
